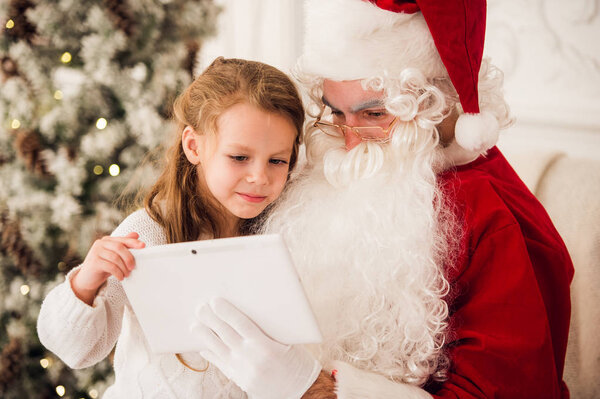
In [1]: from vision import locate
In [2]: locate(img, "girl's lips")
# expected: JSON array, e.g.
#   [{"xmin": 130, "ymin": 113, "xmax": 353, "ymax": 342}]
[{"xmin": 237, "ymin": 193, "xmax": 267, "ymax": 203}]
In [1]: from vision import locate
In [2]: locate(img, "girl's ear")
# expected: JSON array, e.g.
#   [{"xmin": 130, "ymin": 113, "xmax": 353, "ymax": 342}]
[{"xmin": 182, "ymin": 126, "xmax": 205, "ymax": 165}]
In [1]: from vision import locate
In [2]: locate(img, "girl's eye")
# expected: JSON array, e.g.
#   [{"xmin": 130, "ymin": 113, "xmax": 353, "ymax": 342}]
[
  {"xmin": 229, "ymin": 155, "xmax": 248, "ymax": 162},
  {"xmin": 269, "ymin": 159, "xmax": 288, "ymax": 165}
]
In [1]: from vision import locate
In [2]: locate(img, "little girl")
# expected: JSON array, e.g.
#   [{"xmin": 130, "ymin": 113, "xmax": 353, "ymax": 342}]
[{"xmin": 37, "ymin": 57, "xmax": 310, "ymax": 398}]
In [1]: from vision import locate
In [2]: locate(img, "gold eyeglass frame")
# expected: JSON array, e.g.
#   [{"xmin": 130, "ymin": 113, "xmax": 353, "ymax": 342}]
[{"xmin": 313, "ymin": 105, "xmax": 398, "ymax": 143}]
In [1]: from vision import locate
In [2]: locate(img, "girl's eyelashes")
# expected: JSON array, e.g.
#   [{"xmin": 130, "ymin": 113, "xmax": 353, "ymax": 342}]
[
  {"xmin": 229, "ymin": 155, "xmax": 288, "ymax": 165},
  {"xmin": 269, "ymin": 158, "xmax": 288, "ymax": 165}
]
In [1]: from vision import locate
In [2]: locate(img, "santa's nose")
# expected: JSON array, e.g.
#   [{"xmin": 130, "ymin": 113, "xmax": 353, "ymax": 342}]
[{"xmin": 344, "ymin": 129, "xmax": 362, "ymax": 151}]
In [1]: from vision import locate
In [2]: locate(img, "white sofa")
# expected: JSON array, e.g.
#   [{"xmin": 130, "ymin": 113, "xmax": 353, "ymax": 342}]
[{"xmin": 503, "ymin": 150, "xmax": 600, "ymax": 399}]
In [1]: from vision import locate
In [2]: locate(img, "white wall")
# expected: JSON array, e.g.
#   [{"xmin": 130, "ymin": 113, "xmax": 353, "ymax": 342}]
[
  {"xmin": 486, "ymin": 0, "xmax": 600, "ymax": 160},
  {"xmin": 200, "ymin": 0, "xmax": 600, "ymax": 159}
]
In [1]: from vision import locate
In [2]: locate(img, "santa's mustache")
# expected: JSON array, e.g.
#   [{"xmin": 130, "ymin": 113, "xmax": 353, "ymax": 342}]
[
  {"xmin": 305, "ymin": 120, "xmax": 438, "ymax": 188},
  {"xmin": 322, "ymin": 142, "xmax": 385, "ymax": 187}
]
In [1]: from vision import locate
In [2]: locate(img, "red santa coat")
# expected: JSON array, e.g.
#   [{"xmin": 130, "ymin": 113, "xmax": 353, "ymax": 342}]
[
  {"xmin": 428, "ymin": 146, "xmax": 574, "ymax": 398},
  {"xmin": 331, "ymin": 147, "xmax": 573, "ymax": 399}
]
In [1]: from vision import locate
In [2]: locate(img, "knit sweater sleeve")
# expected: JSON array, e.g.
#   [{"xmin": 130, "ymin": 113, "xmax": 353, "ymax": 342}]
[{"xmin": 37, "ymin": 209, "xmax": 166, "ymax": 369}]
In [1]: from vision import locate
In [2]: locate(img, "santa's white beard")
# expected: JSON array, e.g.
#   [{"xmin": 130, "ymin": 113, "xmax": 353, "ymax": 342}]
[{"xmin": 261, "ymin": 131, "xmax": 454, "ymax": 385}]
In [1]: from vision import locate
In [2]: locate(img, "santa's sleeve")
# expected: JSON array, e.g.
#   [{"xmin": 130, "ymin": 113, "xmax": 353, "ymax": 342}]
[
  {"xmin": 429, "ymin": 222, "xmax": 569, "ymax": 398},
  {"xmin": 332, "ymin": 360, "xmax": 432, "ymax": 399}
]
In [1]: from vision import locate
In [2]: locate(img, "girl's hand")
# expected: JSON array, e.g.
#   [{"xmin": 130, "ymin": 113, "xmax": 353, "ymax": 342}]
[
  {"xmin": 192, "ymin": 298, "xmax": 322, "ymax": 399},
  {"xmin": 71, "ymin": 232, "xmax": 145, "ymax": 305}
]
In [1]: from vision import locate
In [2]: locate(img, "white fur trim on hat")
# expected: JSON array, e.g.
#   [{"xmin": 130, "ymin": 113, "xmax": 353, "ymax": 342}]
[
  {"xmin": 331, "ymin": 360, "xmax": 433, "ymax": 399},
  {"xmin": 299, "ymin": 0, "xmax": 447, "ymax": 81},
  {"xmin": 454, "ymin": 111, "xmax": 500, "ymax": 153}
]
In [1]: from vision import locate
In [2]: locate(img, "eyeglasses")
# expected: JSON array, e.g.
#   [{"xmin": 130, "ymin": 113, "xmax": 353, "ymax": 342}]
[{"xmin": 313, "ymin": 105, "xmax": 398, "ymax": 143}]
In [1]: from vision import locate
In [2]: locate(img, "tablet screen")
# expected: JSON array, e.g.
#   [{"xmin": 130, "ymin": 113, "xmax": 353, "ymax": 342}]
[{"xmin": 123, "ymin": 234, "xmax": 322, "ymax": 353}]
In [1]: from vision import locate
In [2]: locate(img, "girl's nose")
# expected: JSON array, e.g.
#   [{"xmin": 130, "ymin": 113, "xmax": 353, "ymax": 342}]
[{"xmin": 246, "ymin": 164, "xmax": 268, "ymax": 185}]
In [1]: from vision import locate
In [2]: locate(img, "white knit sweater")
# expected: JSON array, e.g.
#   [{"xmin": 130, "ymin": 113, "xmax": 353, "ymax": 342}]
[{"xmin": 37, "ymin": 209, "xmax": 247, "ymax": 399}]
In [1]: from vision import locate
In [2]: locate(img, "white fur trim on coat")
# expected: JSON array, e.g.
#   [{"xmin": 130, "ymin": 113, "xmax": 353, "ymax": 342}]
[
  {"xmin": 299, "ymin": 0, "xmax": 447, "ymax": 81},
  {"xmin": 332, "ymin": 361, "xmax": 433, "ymax": 399}
]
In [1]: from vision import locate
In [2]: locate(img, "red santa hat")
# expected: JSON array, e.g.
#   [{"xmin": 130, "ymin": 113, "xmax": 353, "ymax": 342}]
[{"xmin": 299, "ymin": 0, "xmax": 499, "ymax": 153}]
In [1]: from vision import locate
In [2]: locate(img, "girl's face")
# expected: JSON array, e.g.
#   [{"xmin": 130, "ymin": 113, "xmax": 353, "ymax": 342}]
[{"xmin": 199, "ymin": 102, "xmax": 296, "ymax": 230}]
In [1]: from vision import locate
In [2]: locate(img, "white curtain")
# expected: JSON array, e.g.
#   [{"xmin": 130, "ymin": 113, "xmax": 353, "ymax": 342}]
[{"xmin": 198, "ymin": 0, "xmax": 303, "ymax": 74}]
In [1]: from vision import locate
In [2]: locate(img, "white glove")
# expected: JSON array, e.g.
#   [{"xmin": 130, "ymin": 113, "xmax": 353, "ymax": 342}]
[{"xmin": 192, "ymin": 297, "xmax": 322, "ymax": 399}]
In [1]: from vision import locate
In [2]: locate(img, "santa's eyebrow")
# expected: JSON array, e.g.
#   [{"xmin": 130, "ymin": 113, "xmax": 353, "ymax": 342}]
[
  {"xmin": 321, "ymin": 96, "xmax": 385, "ymax": 114},
  {"xmin": 350, "ymin": 99, "xmax": 385, "ymax": 113},
  {"xmin": 321, "ymin": 96, "xmax": 339, "ymax": 112}
]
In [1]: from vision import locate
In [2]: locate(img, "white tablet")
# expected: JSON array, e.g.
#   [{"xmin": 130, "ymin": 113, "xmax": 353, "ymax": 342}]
[{"xmin": 122, "ymin": 234, "xmax": 322, "ymax": 354}]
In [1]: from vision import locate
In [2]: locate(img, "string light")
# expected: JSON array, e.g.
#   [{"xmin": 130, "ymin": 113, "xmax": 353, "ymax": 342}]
[
  {"xmin": 89, "ymin": 388, "xmax": 99, "ymax": 398},
  {"xmin": 96, "ymin": 118, "xmax": 107, "ymax": 130},
  {"xmin": 60, "ymin": 52, "xmax": 72, "ymax": 64},
  {"xmin": 11, "ymin": 119, "xmax": 21, "ymax": 129},
  {"xmin": 40, "ymin": 358, "xmax": 51, "ymax": 368},
  {"xmin": 108, "ymin": 164, "xmax": 120, "ymax": 176},
  {"xmin": 54, "ymin": 90, "xmax": 63, "ymax": 100},
  {"xmin": 57, "ymin": 261, "xmax": 66, "ymax": 271},
  {"xmin": 6, "ymin": 19, "xmax": 15, "ymax": 29},
  {"xmin": 93, "ymin": 165, "xmax": 104, "ymax": 175},
  {"xmin": 56, "ymin": 385, "xmax": 66, "ymax": 397},
  {"xmin": 20, "ymin": 285, "xmax": 30, "ymax": 295}
]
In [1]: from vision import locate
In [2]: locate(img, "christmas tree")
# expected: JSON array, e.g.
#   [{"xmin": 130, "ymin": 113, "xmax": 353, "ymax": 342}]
[{"xmin": 0, "ymin": 0, "xmax": 220, "ymax": 397}]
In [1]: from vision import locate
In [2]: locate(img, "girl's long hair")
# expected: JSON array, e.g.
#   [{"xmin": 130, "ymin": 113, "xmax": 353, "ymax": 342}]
[{"xmin": 143, "ymin": 57, "xmax": 304, "ymax": 243}]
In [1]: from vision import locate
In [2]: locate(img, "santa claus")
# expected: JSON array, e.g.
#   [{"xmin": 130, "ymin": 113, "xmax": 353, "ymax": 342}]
[
  {"xmin": 259, "ymin": 0, "xmax": 573, "ymax": 397},
  {"xmin": 189, "ymin": 1, "xmax": 573, "ymax": 398}
]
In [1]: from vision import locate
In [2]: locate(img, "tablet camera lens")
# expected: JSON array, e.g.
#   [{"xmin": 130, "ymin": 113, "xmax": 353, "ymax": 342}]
[{"xmin": 191, "ymin": 249, "xmax": 197, "ymax": 255}]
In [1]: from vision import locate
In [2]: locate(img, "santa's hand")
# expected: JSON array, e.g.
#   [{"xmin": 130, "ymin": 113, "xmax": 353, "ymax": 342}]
[{"xmin": 192, "ymin": 297, "xmax": 321, "ymax": 399}]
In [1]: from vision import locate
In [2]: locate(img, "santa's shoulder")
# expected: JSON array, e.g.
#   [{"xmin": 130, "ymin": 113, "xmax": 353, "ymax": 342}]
[{"xmin": 440, "ymin": 147, "xmax": 547, "ymax": 228}]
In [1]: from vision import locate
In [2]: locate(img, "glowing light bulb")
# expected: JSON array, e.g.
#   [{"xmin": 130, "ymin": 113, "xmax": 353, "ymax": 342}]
[
  {"xmin": 96, "ymin": 118, "xmax": 107, "ymax": 130},
  {"xmin": 40, "ymin": 358, "xmax": 50, "ymax": 368},
  {"xmin": 60, "ymin": 52, "xmax": 72, "ymax": 64},
  {"xmin": 20, "ymin": 285, "xmax": 30, "ymax": 295},
  {"xmin": 108, "ymin": 164, "xmax": 120, "ymax": 176},
  {"xmin": 6, "ymin": 19, "xmax": 15, "ymax": 29},
  {"xmin": 56, "ymin": 385, "xmax": 66, "ymax": 396},
  {"xmin": 11, "ymin": 119, "xmax": 21, "ymax": 129},
  {"xmin": 54, "ymin": 90, "xmax": 63, "ymax": 100},
  {"xmin": 93, "ymin": 165, "xmax": 104, "ymax": 175},
  {"xmin": 89, "ymin": 388, "xmax": 99, "ymax": 398}
]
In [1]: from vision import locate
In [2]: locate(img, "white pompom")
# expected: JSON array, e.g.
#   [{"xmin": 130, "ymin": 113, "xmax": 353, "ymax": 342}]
[{"xmin": 454, "ymin": 111, "xmax": 500, "ymax": 152}]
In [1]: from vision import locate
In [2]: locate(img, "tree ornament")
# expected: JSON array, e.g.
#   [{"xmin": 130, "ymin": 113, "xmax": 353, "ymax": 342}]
[
  {"xmin": 61, "ymin": 249, "xmax": 84, "ymax": 274},
  {"xmin": 0, "ymin": 338, "xmax": 23, "ymax": 394},
  {"xmin": 1, "ymin": 56, "xmax": 19, "ymax": 82},
  {"xmin": 14, "ymin": 129, "xmax": 50, "ymax": 177},
  {"xmin": 0, "ymin": 211, "xmax": 43, "ymax": 277},
  {"xmin": 184, "ymin": 40, "xmax": 200, "ymax": 78},
  {"xmin": 103, "ymin": 0, "xmax": 136, "ymax": 37},
  {"xmin": 5, "ymin": 0, "xmax": 37, "ymax": 44}
]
